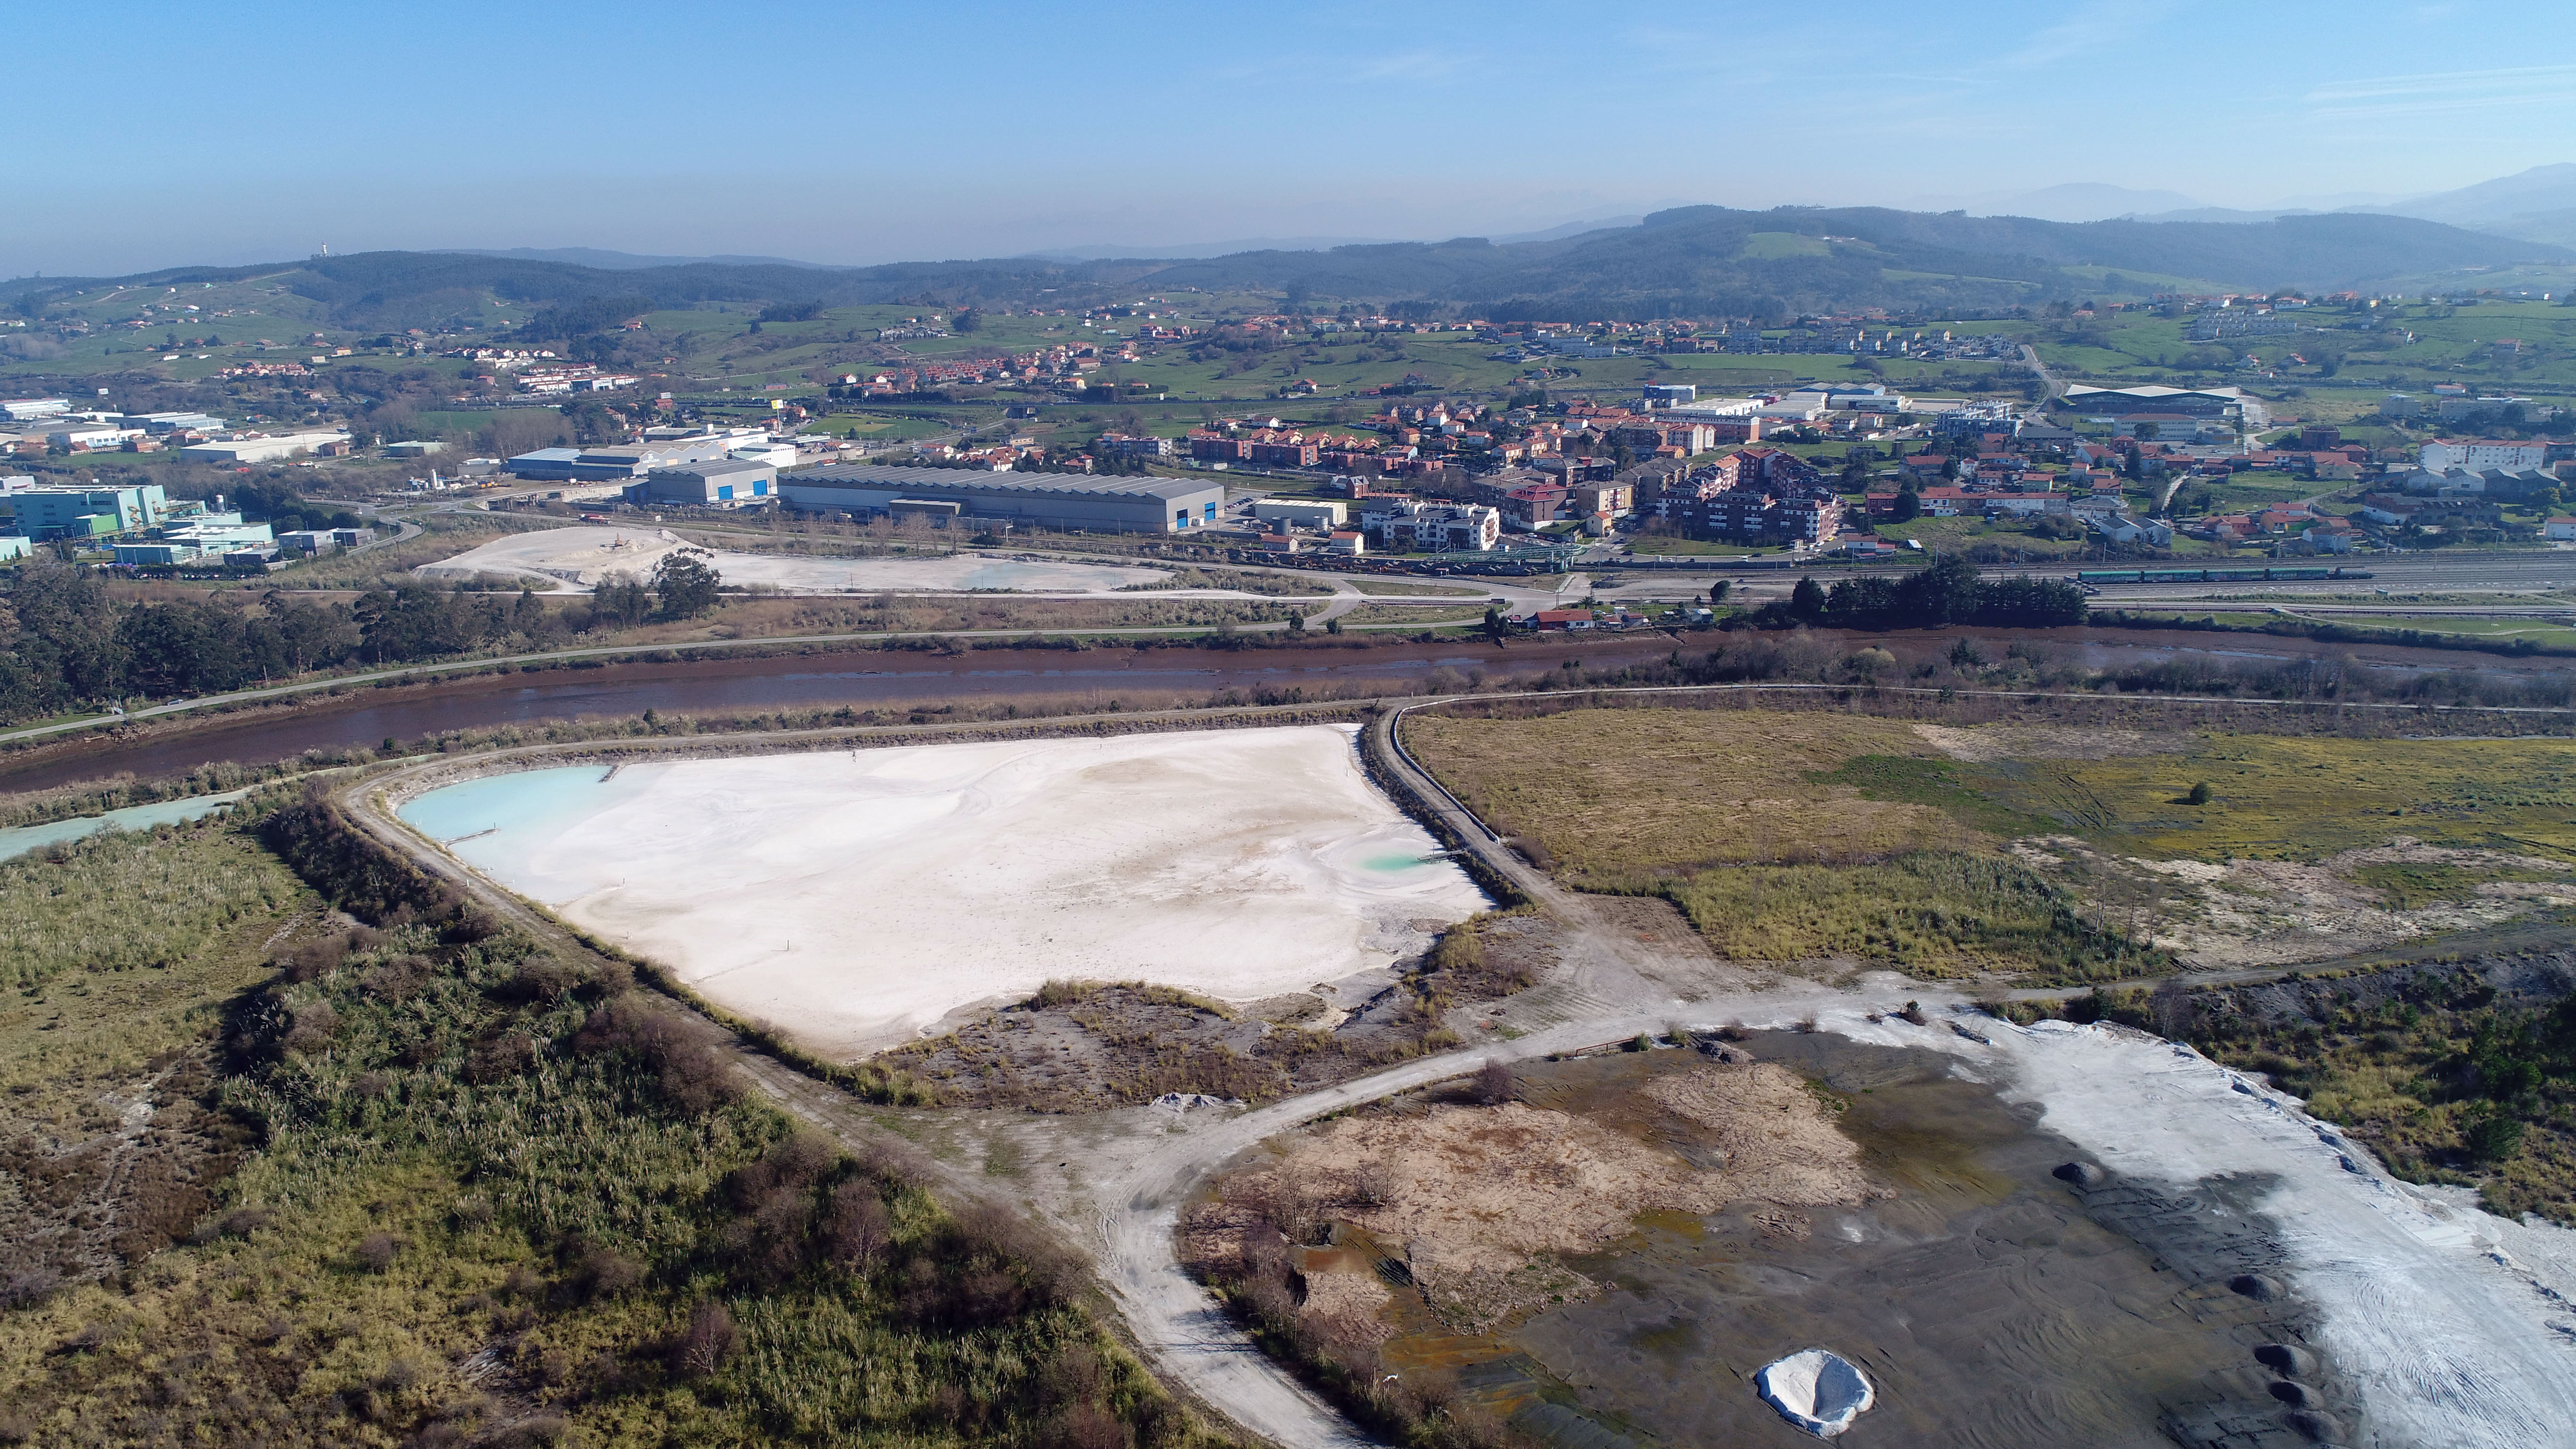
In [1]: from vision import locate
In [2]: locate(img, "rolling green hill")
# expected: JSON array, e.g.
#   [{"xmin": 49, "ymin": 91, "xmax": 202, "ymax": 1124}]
[{"xmin": 5, "ymin": 207, "xmax": 2567, "ymax": 332}]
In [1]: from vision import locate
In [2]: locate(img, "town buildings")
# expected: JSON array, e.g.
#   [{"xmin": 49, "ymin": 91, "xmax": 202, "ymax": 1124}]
[
  {"xmin": 2419, "ymin": 439, "xmax": 2551, "ymax": 472},
  {"xmin": 1360, "ymin": 499, "xmax": 1501, "ymax": 552}
]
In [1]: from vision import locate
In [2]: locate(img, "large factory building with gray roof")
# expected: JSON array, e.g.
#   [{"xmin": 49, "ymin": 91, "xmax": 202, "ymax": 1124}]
[{"xmin": 778, "ymin": 465, "xmax": 1224, "ymax": 534}]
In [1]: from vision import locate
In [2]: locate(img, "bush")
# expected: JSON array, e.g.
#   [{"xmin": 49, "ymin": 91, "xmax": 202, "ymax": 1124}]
[
  {"xmin": 1029, "ymin": 979, "xmax": 1097, "ymax": 1009},
  {"xmin": 571, "ymin": 998, "xmax": 741, "ymax": 1114},
  {"xmin": 1473, "ymin": 1059, "xmax": 1514, "ymax": 1105},
  {"xmin": 354, "ymin": 1232, "xmax": 400, "ymax": 1273},
  {"xmin": 822, "ymin": 1181, "xmax": 893, "ymax": 1268},
  {"xmin": 670, "ymin": 1299, "xmax": 736, "ymax": 1378},
  {"xmin": 282, "ymin": 1001, "xmax": 341, "ymax": 1055}
]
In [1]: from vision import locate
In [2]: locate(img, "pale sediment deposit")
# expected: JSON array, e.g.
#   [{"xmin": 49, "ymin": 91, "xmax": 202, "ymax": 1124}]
[
  {"xmin": 396, "ymin": 726, "xmax": 1488, "ymax": 1055},
  {"xmin": 419, "ymin": 525, "xmax": 1175, "ymax": 593},
  {"xmin": 1755, "ymin": 1349, "xmax": 1874, "ymax": 1439},
  {"xmin": 1844, "ymin": 1009, "xmax": 2576, "ymax": 1448}
]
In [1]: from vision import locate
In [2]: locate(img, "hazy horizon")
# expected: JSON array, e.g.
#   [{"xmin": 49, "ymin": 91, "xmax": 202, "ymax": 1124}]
[{"xmin": 7, "ymin": 0, "xmax": 2573, "ymax": 280}]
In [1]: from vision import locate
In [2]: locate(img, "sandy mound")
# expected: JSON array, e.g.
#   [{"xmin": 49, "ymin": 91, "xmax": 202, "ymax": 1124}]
[
  {"xmin": 1643, "ymin": 1062, "xmax": 1876, "ymax": 1206},
  {"xmin": 1225, "ymin": 1062, "xmax": 1881, "ymax": 1328},
  {"xmin": 1297, "ymin": 1270, "xmax": 1394, "ymax": 1347}
]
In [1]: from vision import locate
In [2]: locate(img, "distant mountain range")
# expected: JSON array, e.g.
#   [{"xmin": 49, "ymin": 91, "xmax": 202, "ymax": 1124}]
[
  {"xmin": 7, "ymin": 190, "xmax": 2569, "ymax": 330},
  {"xmin": 435, "ymin": 246, "xmax": 839, "ymax": 270},
  {"xmin": 1916, "ymin": 183, "xmax": 2206, "ymax": 223},
  {"xmin": 2112, "ymin": 164, "xmax": 2576, "ymax": 247},
  {"xmin": 1019, "ymin": 216, "xmax": 1650, "ymax": 263},
  {"xmin": 2359, "ymin": 163, "xmax": 2576, "ymax": 247}
]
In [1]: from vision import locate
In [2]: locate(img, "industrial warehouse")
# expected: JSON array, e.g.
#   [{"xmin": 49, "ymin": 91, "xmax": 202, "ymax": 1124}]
[{"xmin": 777, "ymin": 465, "xmax": 1225, "ymax": 534}]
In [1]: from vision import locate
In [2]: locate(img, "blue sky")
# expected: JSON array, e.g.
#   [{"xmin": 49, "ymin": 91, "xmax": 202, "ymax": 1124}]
[{"xmin": 4, "ymin": 0, "xmax": 2571, "ymax": 278}]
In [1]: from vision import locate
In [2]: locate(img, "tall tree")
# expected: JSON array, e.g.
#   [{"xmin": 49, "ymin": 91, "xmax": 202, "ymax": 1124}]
[{"xmin": 652, "ymin": 553, "xmax": 723, "ymax": 621}]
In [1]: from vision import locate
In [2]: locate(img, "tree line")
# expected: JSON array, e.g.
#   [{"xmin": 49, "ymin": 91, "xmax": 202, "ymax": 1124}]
[
  {"xmin": 1756, "ymin": 555, "xmax": 2087, "ymax": 631},
  {"xmin": 0, "ymin": 555, "xmax": 723, "ymax": 719}
]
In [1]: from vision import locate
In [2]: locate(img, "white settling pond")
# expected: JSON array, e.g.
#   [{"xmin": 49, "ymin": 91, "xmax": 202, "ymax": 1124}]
[{"xmin": 397, "ymin": 726, "xmax": 1489, "ymax": 1054}]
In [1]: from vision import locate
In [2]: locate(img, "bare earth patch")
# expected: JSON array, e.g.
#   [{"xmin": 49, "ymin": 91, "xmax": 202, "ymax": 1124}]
[
  {"xmin": 1910, "ymin": 723, "xmax": 2192, "ymax": 763},
  {"xmin": 2015, "ymin": 834, "xmax": 2576, "ymax": 970},
  {"xmin": 1193, "ymin": 1060, "xmax": 1879, "ymax": 1331}
]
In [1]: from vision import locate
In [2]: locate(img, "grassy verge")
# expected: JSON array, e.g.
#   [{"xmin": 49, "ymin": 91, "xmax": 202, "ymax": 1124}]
[
  {"xmin": 1346, "ymin": 580, "xmax": 1492, "ymax": 598},
  {"xmin": 1336, "ymin": 605, "xmax": 1489, "ymax": 627},
  {"xmin": 2091, "ymin": 607, "xmax": 2576, "ymax": 661},
  {"xmin": 286, "ymin": 514, "xmax": 558, "ymax": 590},
  {"xmin": 1115, "ymin": 567, "xmax": 1316, "ymax": 597}
]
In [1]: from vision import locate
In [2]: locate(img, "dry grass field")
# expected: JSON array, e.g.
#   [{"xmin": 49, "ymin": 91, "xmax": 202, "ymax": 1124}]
[
  {"xmin": 1403, "ymin": 708, "xmax": 1961, "ymax": 883},
  {"xmin": 1404, "ymin": 705, "xmax": 2576, "ymax": 982}
]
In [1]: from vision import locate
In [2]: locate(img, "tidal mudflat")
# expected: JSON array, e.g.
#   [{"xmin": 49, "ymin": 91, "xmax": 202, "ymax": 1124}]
[{"xmin": 396, "ymin": 725, "xmax": 1488, "ymax": 1053}]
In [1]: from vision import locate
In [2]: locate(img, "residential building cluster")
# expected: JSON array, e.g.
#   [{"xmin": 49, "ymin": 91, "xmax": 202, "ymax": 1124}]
[
  {"xmin": 512, "ymin": 366, "xmax": 637, "ymax": 395},
  {"xmin": 832, "ymin": 338, "xmax": 1135, "ymax": 399}
]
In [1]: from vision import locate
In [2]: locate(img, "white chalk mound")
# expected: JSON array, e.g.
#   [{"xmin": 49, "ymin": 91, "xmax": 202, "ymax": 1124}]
[{"xmin": 1755, "ymin": 1349, "xmax": 1875, "ymax": 1438}]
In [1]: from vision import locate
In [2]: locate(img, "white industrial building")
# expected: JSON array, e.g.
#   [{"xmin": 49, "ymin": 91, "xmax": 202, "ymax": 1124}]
[{"xmin": 179, "ymin": 431, "xmax": 351, "ymax": 464}]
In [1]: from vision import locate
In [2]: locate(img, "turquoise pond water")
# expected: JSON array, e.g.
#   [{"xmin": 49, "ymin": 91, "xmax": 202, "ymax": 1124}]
[
  {"xmin": 0, "ymin": 789, "xmax": 258, "ymax": 863},
  {"xmin": 1363, "ymin": 851, "xmax": 1443, "ymax": 873},
  {"xmin": 396, "ymin": 765, "xmax": 652, "ymax": 843}
]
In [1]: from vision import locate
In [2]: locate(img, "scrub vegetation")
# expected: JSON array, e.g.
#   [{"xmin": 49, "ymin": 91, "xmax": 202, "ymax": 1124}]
[
  {"xmin": 1405, "ymin": 704, "xmax": 2576, "ymax": 982},
  {"xmin": 0, "ymin": 805, "xmax": 1216, "ymax": 1448}
]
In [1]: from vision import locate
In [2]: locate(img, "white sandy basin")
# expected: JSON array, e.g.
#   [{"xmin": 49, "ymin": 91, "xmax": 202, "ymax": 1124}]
[
  {"xmin": 419, "ymin": 525, "xmax": 1173, "ymax": 593},
  {"xmin": 398, "ymin": 726, "xmax": 1489, "ymax": 1054}
]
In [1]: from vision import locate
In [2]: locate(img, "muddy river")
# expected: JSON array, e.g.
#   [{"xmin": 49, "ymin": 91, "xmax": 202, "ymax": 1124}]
[
  {"xmin": 0, "ymin": 624, "xmax": 2558, "ymax": 798},
  {"xmin": 0, "ymin": 638, "xmax": 1599, "ymax": 795}
]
